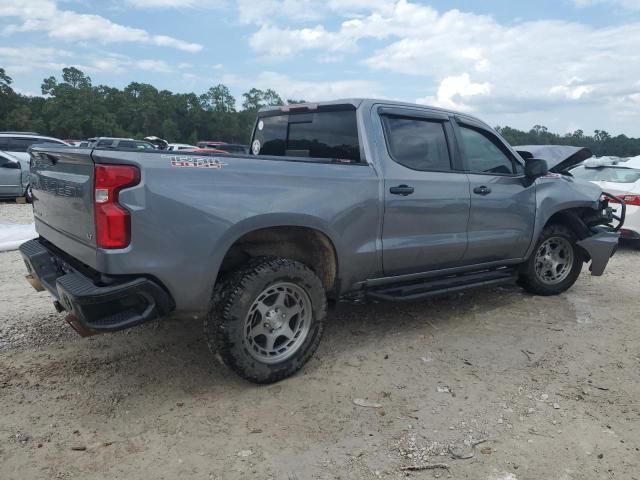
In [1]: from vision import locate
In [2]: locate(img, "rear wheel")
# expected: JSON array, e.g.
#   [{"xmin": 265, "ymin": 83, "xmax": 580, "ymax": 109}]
[
  {"xmin": 519, "ymin": 224, "xmax": 584, "ymax": 296},
  {"xmin": 205, "ymin": 257, "xmax": 327, "ymax": 384}
]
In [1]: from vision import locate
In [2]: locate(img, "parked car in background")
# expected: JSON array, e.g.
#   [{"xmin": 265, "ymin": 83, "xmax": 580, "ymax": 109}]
[
  {"xmin": 197, "ymin": 141, "xmax": 249, "ymax": 154},
  {"xmin": 0, "ymin": 132, "xmax": 68, "ymax": 160},
  {"xmin": 64, "ymin": 139, "xmax": 84, "ymax": 146},
  {"xmin": 0, "ymin": 151, "xmax": 29, "ymax": 200},
  {"xmin": 167, "ymin": 143, "xmax": 197, "ymax": 151},
  {"xmin": 181, "ymin": 147, "xmax": 230, "ymax": 155},
  {"xmin": 215, "ymin": 143, "xmax": 249, "ymax": 154},
  {"xmin": 572, "ymin": 157, "xmax": 640, "ymax": 246},
  {"xmin": 88, "ymin": 137, "xmax": 156, "ymax": 150},
  {"xmin": 196, "ymin": 140, "xmax": 225, "ymax": 148},
  {"xmin": 143, "ymin": 136, "xmax": 169, "ymax": 150},
  {"xmin": 0, "ymin": 132, "xmax": 69, "ymax": 200}
]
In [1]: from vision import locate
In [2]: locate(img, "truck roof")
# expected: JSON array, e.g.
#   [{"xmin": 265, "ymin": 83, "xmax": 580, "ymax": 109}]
[{"xmin": 259, "ymin": 98, "xmax": 492, "ymax": 130}]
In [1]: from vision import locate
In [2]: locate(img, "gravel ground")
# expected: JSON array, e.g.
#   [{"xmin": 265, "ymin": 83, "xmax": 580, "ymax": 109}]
[{"xmin": 1, "ymin": 202, "xmax": 639, "ymax": 480}]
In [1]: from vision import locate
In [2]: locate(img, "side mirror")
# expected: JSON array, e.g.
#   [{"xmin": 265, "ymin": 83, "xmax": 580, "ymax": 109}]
[{"xmin": 525, "ymin": 158, "xmax": 548, "ymax": 178}]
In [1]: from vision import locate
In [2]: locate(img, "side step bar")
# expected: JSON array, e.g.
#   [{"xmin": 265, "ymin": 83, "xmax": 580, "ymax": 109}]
[{"xmin": 366, "ymin": 267, "xmax": 518, "ymax": 302}]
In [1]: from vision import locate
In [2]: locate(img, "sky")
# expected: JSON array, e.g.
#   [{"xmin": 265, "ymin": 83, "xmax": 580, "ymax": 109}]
[{"xmin": 2, "ymin": 0, "xmax": 640, "ymax": 135}]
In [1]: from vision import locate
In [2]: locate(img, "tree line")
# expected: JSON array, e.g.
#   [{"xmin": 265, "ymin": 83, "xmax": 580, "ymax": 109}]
[{"xmin": 1, "ymin": 66, "xmax": 640, "ymax": 156}]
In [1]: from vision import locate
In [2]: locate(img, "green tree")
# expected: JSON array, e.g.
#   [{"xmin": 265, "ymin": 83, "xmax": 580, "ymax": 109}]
[
  {"xmin": 201, "ymin": 84, "xmax": 236, "ymax": 112},
  {"xmin": 241, "ymin": 88, "xmax": 284, "ymax": 110}
]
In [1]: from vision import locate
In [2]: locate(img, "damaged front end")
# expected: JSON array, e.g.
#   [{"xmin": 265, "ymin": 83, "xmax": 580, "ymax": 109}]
[{"xmin": 576, "ymin": 192, "xmax": 625, "ymax": 276}]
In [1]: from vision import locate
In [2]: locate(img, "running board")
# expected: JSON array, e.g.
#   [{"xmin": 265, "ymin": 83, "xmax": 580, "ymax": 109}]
[{"xmin": 366, "ymin": 267, "xmax": 518, "ymax": 302}]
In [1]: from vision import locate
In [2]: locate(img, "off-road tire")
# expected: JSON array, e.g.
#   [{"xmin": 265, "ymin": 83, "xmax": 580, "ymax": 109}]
[
  {"xmin": 519, "ymin": 223, "xmax": 584, "ymax": 296},
  {"xmin": 205, "ymin": 257, "xmax": 327, "ymax": 384}
]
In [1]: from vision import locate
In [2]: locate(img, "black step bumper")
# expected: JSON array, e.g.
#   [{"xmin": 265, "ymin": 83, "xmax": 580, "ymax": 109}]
[{"xmin": 20, "ymin": 238, "xmax": 173, "ymax": 332}]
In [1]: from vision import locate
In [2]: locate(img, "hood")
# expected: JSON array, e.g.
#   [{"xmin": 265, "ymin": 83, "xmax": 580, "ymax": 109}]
[
  {"xmin": 144, "ymin": 136, "xmax": 169, "ymax": 149},
  {"xmin": 515, "ymin": 145, "xmax": 593, "ymax": 173}
]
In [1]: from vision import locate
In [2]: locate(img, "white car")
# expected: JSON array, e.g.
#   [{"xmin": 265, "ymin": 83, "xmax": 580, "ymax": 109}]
[
  {"xmin": 0, "ymin": 132, "xmax": 69, "ymax": 162},
  {"xmin": 167, "ymin": 143, "xmax": 197, "ymax": 151},
  {"xmin": 571, "ymin": 156, "xmax": 640, "ymax": 246}
]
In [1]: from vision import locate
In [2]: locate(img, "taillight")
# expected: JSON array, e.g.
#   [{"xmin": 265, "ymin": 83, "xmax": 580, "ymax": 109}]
[
  {"xmin": 94, "ymin": 164, "xmax": 140, "ymax": 249},
  {"xmin": 608, "ymin": 194, "xmax": 640, "ymax": 206}
]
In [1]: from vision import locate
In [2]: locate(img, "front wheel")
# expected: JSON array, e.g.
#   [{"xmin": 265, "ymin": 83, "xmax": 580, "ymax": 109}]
[
  {"xmin": 519, "ymin": 224, "xmax": 584, "ymax": 296},
  {"xmin": 24, "ymin": 185, "xmax": 33, "ymax": 203},
  {"xmin": 205, "ymin": 257, "xmax": 327, "ymax": 384}
]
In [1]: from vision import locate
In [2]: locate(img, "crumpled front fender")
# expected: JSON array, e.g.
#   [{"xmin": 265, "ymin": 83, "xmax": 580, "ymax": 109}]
[{"xmin": 577, "ymin": 232, "xmax": 619, "ymax": 276}]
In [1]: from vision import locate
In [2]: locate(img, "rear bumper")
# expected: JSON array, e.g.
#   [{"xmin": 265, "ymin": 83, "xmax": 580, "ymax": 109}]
[{"xmin": 20, "ymin": 238, "xmax": 173, "ymax": 332}]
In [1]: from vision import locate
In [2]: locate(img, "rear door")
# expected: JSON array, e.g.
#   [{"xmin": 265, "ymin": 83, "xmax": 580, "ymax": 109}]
[
  {"xmin": 375, "ymin": 107, "xmax": 471, "ymax": 275},
  {"xmin": 0, "ymin": 154, "xmax": 22, "ymax": 197},
  {"xmin": 454, "ymin": 119, "xmax": 535, "ymax": 264}
]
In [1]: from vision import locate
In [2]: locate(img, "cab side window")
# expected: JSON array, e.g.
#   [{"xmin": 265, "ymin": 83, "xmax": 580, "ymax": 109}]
[
  {"xmin": 381, "ymin": 115, "xmax": 452, "ymax": 171},
  {"xmin": 459, "ymin": 125, "xmax": 517, "ymax": 175}
]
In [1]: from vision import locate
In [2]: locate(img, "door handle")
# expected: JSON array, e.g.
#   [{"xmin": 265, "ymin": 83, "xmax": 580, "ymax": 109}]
[
  {"xmin": 473, "ymin": 186, "xmax": 492, "ymax": 195},
  {"xmin": 389, "ymin": 185, "xmax": 414, "ymax": 196}
]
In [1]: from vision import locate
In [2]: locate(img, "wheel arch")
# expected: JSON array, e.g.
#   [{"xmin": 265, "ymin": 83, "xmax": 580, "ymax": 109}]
[
  {"xmin": 211, "ymin": 215, "xmax": 341, "ymax": 296},
  {"xmin": 525, "ymin": 202, "xmax": 597, "ymax": 260}
]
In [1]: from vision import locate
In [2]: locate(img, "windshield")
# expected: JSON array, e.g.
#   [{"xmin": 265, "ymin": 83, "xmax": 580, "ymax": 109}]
[{"xmin": 572, "ymin": 166, "xmax": 640, "ymax": 184}]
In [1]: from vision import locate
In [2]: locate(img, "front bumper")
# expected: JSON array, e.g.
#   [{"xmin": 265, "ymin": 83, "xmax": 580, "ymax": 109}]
[
  {"xmin": 577, "ymin": 231, "xmax": 619, "ymax": 276},
  {"xmin": 20, "ymin": 238, "xmax": 172, "ymax": 332}
]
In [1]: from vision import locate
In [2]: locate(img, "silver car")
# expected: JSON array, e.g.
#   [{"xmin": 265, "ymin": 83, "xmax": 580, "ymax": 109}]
[{"xmin": 0, "ymin": 151, "xmax": 29, "ymax": 200}]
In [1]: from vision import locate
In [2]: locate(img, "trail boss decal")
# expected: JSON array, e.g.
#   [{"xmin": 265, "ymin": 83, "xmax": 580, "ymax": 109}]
[{"xmin": 164, "ymin": 155, "xmax": 228, "ymax": 169}]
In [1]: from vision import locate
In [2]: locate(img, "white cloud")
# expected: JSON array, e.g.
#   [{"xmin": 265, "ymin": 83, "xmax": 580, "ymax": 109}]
[
  {"xmin": 246, "ymin": 0, "xmax": 640, "ymax": 127},
  {"xmin": 0, "ymin": 0, "xmax": 202, "ymax": 52},
  {"xmin": 254, "ymin": 71, "xmax": 381, "ymax": 101},
  {"xmin": 417, "ymin": 73, "xmax": 491, "ymax": 112},
  {"xmin": 0, "ymin": 46, "xmax": 173, "ymax": 77},
  {"xmin": 219, "ymin": 70, "xmax": 381, "ymax": 102},
  {"xmin": 136, "ymin": 59, "xmax": 171, "ymax": 72},
  {"xmin": 124, "ymin": 0, "xmax": 228, "ymax": 9},
  {"xmin": 573, "ymin": 0, "xmax": 640, "ymax": 10},
  {"xmin": 236, "ymin": 0, "xmax": 394, "ymax": 25},
  {"xmin": 0, "ymin": 46, "xmax": 71, "ymax": 75}
]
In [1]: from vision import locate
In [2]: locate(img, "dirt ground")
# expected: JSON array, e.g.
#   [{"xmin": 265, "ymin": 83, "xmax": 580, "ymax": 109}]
[{"xmin": 1, "ymin": 201, "xmax": 639, "ymax": 480}]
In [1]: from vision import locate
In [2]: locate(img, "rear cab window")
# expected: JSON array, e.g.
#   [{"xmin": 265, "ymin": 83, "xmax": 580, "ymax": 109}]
[{"xmin": 252, "ymin": 105, "xmax": 361, "ymax": 163}]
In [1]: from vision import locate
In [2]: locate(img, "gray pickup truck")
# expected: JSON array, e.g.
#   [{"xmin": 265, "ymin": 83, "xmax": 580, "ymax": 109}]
[{"xmin": 20, "ymin": 99, "xmax": 623, "ymax": 383}]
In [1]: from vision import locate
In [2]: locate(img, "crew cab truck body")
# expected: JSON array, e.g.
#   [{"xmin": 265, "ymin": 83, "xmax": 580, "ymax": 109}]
[{"xmin": 21, "ymin": 99, "xmax": 621, "ymax": 383}]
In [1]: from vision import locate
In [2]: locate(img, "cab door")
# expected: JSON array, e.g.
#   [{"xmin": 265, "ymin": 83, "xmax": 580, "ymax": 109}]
[
  {"xmin": 453, "ymin": 118, "xmax": 536, "ymax": 264},
  {"xmin": 374, "ymin": 107, "xmax": 471, "ymax": 276}
]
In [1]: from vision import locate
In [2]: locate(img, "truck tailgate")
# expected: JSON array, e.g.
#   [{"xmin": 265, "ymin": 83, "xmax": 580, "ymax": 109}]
[{"xmin": 30, "ymin": 146, "xmax": 97, "ymax": 264}]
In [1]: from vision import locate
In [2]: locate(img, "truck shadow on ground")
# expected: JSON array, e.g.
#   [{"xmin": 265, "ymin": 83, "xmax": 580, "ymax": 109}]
[{"xmin": 23, "ymin": 283, "xmax": 527, "ymax": 389}]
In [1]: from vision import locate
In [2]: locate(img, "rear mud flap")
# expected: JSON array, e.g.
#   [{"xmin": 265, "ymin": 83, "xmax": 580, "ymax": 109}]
[{"xmin": 577, "ymin": 232, "xmax": 619, "ymax": 276}]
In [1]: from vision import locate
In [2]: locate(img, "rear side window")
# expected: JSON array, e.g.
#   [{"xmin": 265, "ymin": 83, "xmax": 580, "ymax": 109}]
[
  {"xmin": 254, "ymin": 108, "xmax": 360, "ymax": 162},
  {"xmin": 459, "ymin": 126, "xmax": 516, "ymax": 175},
  {"xmin": 119, "ymin": 140, "xmax": 153, "ymax": 150},
  {"xmin": 381, "ymin": 116, "xmax": 452, "ymax": 171},
  {"xmin": 96, "ymin": 139, "xmax": 113, "ymax": 148},
  {"xmin": 8, "ymin": 137, "xmax": 38, "ymax": 152}
]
